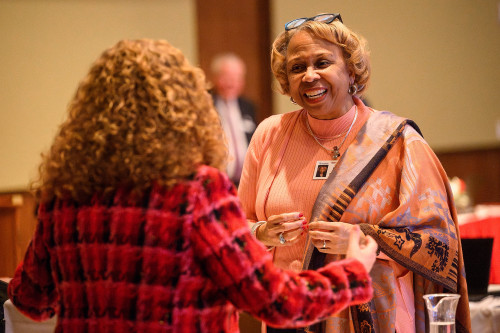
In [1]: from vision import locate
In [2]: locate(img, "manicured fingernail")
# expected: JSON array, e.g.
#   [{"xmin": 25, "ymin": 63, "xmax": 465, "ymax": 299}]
[{"xmin": 299, "ymin": 213, "xmax": 304, "ymax": 217}]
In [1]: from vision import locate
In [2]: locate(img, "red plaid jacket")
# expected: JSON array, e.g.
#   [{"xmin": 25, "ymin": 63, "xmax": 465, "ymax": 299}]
[{"xmin": 8, "ymin": 166, "xmax": 372, "ymax": 332}]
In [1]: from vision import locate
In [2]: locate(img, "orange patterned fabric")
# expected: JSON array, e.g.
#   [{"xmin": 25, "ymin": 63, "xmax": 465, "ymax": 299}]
[{"xmin": 304, "ymin": 111, "xmax": 471, "ymax": 332}]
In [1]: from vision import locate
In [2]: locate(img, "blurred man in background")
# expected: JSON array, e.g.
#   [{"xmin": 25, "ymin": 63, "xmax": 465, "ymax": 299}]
[{"xmin": 210, "ymin": 53, "xmax": 257, "ymax": 186}]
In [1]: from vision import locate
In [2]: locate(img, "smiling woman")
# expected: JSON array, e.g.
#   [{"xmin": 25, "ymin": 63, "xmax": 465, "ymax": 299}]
[{"xmin": 238, "ymin": 13, "xmax": 471, "ymax": 333}]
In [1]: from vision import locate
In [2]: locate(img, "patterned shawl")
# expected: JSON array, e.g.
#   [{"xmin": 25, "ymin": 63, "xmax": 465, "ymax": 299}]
[{"xmin": 300, "ymin": 109, "xmax": 471, "ymax": 333}]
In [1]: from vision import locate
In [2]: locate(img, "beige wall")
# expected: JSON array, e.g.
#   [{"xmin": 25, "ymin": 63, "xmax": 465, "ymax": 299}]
[
  {"xmin": 272, "ymin": 0, "xmax": 500, "ymax": 151},
  {"xmin": 0, "ymin": 0, "xmax": 197, "ymax": 191},
  {"xmin": 1, "ymin": 0, "xmax": 499, "ymax": 192}
]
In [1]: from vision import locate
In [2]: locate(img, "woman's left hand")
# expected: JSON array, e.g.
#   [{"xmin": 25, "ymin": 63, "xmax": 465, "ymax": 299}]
[{"xmin": 308, "ymin": 221, "xmax": 356, "ymax": 254}]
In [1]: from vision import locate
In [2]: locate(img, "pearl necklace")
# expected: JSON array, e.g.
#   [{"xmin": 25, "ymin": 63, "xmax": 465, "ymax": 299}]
[{"xmin": 305, "ymin": 106, "xmax": 358, "ymax": 160}]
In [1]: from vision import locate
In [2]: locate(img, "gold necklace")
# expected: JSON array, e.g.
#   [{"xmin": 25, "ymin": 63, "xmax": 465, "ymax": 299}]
[{"xmin": 305, "ymin": 106, "xmax": 358, "ymax": 160}]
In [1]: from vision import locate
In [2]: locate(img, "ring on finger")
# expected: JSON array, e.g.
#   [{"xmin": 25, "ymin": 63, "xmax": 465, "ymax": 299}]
[
  {"xmin": 322, "ymin": 239, "xmax": 327, "ymax": 249},
  {"xmin": 279, "ymin": 233, "xmax": 286, "ymax": 245}
]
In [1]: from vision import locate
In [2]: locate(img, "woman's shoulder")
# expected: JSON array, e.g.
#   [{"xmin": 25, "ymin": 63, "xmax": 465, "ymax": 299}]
[
  {"xmin": 365, "ymin": 109, "xmax": 423, "ymax": 137},
  {"xmin": 366, "ymin": 109, "xmax": 405, "ymax": 123},
  {"xmin": 195, "ymin": 165, "xmax": 228, "ymax": 181},
  {"xmin": 259, "ymin": 109, "xmax": 301, "ymax": 126},
  {"xmin": 194, "ymin": 165, "xmax": 236, "ymax": 193},
  {"xmin": 148, "ymin": 166, "xmax": 236, "ymax": 210},
  {"xmin": 365, "ymin": 110, "xmax": 432, "ymax": 155},
  {"xmin": 252, "ymin": 109, "xmax": 302, "ymax": 141}
]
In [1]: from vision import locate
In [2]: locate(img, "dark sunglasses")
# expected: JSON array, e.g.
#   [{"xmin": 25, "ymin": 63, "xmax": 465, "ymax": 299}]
[{"xmin": 284, "ymin": 13, "xmax": 343, "ymax": 31}]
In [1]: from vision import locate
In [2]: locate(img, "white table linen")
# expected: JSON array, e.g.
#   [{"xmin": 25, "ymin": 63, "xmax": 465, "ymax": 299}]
[{"xmin": 3, "ymin": 299, "xmax": 56, "ymax": 333}]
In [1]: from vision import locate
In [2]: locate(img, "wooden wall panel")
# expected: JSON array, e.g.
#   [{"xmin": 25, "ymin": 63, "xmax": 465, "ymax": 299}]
[
  {"xmin": 0, "ymin": 192, "xmax": 37, "ymax": 277},
  {"xmin": 0, "ymin": 206, "xmax": 17, "ymax": 277},
  {"xmin": 436, "ymin": 146, "xmax": 500, "ymax": 205},
  {"xmin": 195, "ymin": 0, "xmax": 272, "ymax": 123}
]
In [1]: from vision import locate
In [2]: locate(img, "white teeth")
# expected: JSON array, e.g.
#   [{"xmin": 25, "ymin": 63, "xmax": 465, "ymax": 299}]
[{"xmin": 305, "ymin": 89, "xmax": 326, "ymax": 98}]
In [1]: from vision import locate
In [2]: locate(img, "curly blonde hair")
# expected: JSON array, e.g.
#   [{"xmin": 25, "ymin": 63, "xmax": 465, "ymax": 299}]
[
  {"xmin": 271, "ymin": 19, "xmax": 371, "ymax": 96},
  {"xmin": 32, "ymin": 39, "xmax": 227, "ymax": 203}
]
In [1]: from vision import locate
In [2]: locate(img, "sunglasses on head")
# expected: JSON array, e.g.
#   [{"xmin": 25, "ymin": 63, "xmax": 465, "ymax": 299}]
[{"xmin": 284, "ymin": 13, "xmax": 343, "ymax": 31}]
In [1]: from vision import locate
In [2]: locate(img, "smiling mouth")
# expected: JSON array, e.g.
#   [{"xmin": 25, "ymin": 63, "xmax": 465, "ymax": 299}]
[{"xmin": 304, "ymin": 89, "xmax": 327, "ymax": 99}]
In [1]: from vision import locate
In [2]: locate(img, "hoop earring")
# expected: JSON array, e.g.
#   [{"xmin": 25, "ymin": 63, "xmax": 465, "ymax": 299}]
[
  {"xmin": 348, "ymin": 84, "xmax": 358, "ymax": 95},
  {"xmin": 290, "ymin": 97, "xmax": 297, "ymax": 105}
]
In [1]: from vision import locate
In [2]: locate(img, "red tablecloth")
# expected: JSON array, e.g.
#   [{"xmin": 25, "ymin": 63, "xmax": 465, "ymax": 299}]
[{"xmin": 459, "ymin": 213, "xmax": 500, "ymax": 284}]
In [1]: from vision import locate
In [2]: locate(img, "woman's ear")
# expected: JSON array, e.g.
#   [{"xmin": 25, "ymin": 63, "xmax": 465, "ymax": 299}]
[
  {"xmin": 348, "ymin": 68, "xmax": 355, "ymax": 85},
  {"xmin": 346, "ymin": 65, "xmax": 354, "ymax": 85}
]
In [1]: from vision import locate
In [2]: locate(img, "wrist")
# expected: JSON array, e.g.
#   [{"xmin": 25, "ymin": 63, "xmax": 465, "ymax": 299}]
[
  {"xmin": 251, "ymin": 221, "xmax": 266, "ymax": 240},
  {"xmin": 252, "ymin": 221, "xmax": 274, "ymax": 249}
]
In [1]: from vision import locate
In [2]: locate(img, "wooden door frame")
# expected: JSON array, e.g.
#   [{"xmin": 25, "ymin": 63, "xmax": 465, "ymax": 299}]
[{"xmin": 195, "ymin": 0, "xmax": 272, "ymax": 123}]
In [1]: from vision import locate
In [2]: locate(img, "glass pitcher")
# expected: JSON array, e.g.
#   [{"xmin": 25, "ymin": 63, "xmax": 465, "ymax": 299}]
[{"xmin": 423, "ymin": 293, "xmax": 460, "ymax": 333}]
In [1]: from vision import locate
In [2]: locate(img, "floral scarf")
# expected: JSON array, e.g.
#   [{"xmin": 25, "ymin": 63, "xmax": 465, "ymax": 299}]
[{"xmin": 300, "ymin": 110, "xmax": 471, "ymax": 333}]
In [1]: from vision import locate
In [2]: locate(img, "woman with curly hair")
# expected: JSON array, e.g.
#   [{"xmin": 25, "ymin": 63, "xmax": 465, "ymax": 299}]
[
  {"xmin": 238, "ymin": 13, "xmax": 470, "ymax": 332},
  {"xmin": 8, "ymin": 39, "xmax": 377, "ymax": 332}
]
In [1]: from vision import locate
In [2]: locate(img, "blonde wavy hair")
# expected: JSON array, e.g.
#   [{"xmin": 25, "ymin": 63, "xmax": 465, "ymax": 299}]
[
  {"xmin": 271, "ymin": 19, "xmax": 371, "ymax": 96},
  {"xmin": 32, "ymin": 39, "xmax": 227, "ymax": 203}
]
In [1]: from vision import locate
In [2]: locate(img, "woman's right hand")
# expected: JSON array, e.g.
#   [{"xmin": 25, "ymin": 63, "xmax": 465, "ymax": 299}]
[
  {"xmin": 255, "ymin": 212, "xmax": 306, "ymax": 247},
  {"xmin": 345, "ymin": 225, "xmax": 378, "ymax": 272}
]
